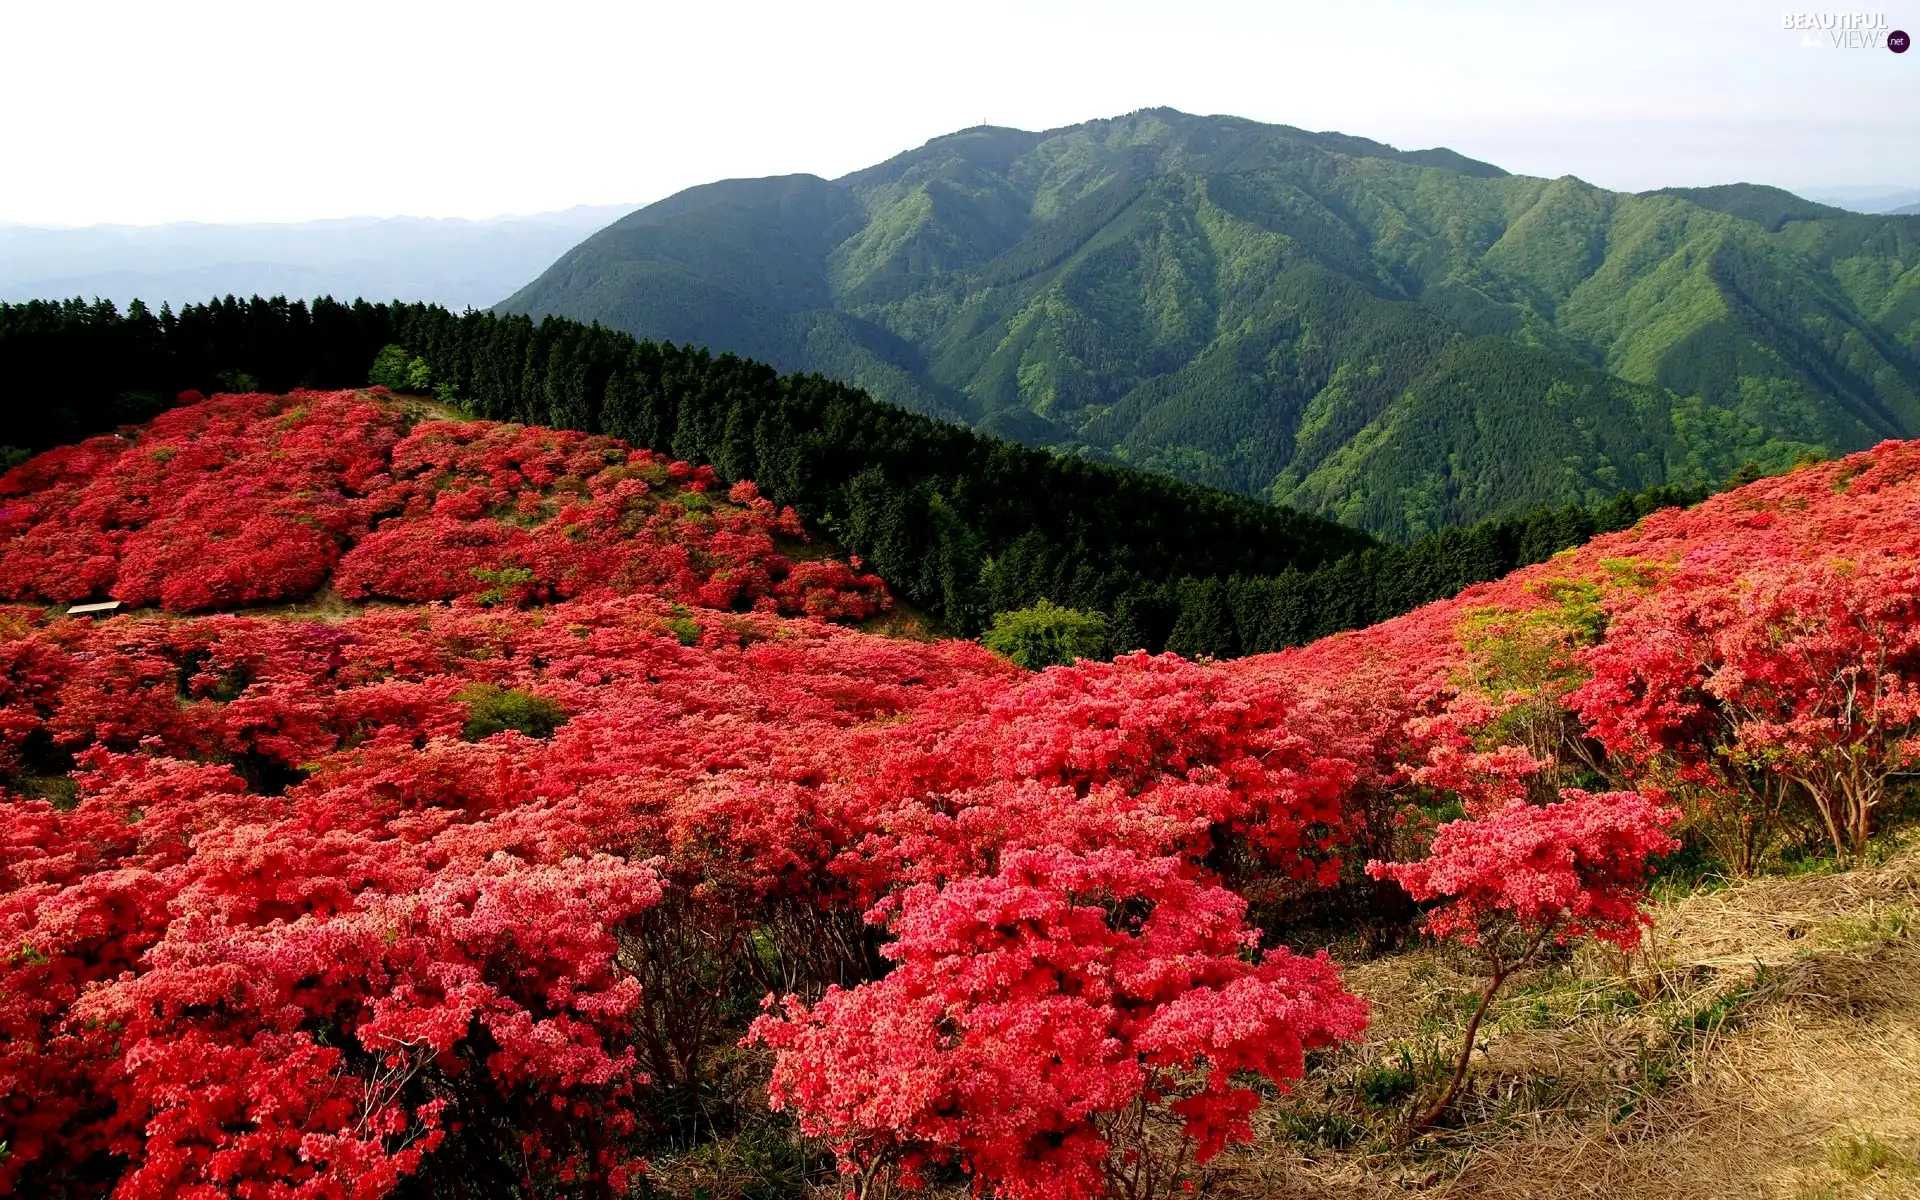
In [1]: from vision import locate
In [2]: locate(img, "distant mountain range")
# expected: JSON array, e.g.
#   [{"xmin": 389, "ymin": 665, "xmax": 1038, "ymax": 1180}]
[
  {"xmin": 0, "ymin": 206, "xmax": 636, "ymax": 311},
  {"xmin": 500, "ymin": 109, "xmax": 1920, "ymax": 539},
  {"xmin": 1798, "ymin": 186, "xmax": 1920, "ymax": 215}
]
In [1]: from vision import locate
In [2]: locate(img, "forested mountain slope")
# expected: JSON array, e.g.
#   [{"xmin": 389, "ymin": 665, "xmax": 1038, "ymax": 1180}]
[{"xmin": 504, "ymin": 109, "xmax": 1920, "ymax": 537}]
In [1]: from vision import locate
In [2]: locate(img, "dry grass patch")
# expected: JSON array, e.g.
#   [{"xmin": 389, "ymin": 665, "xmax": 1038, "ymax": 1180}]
[
  {"xmin": 378, "ymin": 389, "xmax": 469, "ymax": 424},
  {"xmin": 1215, "ymin": 835, "xmax": 1920, "ymax": 1199}
]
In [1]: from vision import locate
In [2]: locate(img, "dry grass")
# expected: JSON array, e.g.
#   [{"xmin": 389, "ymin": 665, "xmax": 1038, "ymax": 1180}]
[
  {"xmin": 856, "ymin": 597, "xmax": 947, "ymax": 642},
  {"xmin": 379, "ymin": 389, "xmax": 469, "ymax": 424},
  {"xmin": 1219, "ymin": 834, "xmax": 1920, "ymax": 1200},
  {"xmin": 241, "ymin": 583, "xmax": 401, "ymax": 624}
]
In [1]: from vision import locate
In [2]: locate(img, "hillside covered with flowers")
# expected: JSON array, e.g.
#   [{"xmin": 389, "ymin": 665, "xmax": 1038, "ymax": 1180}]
[
  {"xmin": 0, "ymin": 389, "xmax": 888, "ymax": 619},
  {"xmin": 3, "ymin": 391, "xmax": 1918, "ymax": 1199}
]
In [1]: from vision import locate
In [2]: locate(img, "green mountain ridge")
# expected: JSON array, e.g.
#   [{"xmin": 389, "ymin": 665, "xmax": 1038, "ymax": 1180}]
[{"xmin": 503, "ymin": 109, "xmax": 1920, "ymax": 538}]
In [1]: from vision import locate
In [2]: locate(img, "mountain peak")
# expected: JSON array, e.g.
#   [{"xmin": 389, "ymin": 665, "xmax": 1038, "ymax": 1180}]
[{"xmin": 502, "ymin": 112, "xmax": 1920, "ymax": 539}]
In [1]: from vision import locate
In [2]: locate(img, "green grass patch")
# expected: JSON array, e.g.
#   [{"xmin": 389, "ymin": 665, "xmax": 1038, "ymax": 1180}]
[
  {"xmin": 456, "ymin": 684, "xmax": 567, "ymax": 741},
  {"xmin": 1827, "ymin": 1129, "xmax": 1915, "ymax": 1180}
]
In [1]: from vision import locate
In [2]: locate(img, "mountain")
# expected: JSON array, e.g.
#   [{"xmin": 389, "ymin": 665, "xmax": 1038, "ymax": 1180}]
[
  {"xmin": 502, "ymin": 110, "xmax": 1920, "ymax": 539},
  {"xmin": 1798, "ymin": 185, "xmax": 1920, "ymax": 214},
  {"xmin": 0, "ymin": 206, "xmax": 634, "ymax": 310}
]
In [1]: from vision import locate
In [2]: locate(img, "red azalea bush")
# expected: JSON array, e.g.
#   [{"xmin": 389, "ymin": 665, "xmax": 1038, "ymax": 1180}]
[
  {"xmin": 0, "ymin": 598, "xmax": 1015, "ymax": 1194},
  {"xmin": 750, "ymin": 847, "xmax": 1367, "ymax": 1200},
  {"xmin": 822, "ymin": 651, "xmax": 1362, "ymax": 911},
  {"xmin": 91, "ymin": 853, "xmax": 664, "ymax": 1200},
  {"xmin": 1573, "ymin": 557, "xmax": 1920, "ymax": 863},
  {"xmin": 0, "ymin": 393, "xmax": 397, "ymax": 609},
  {"xmin": 1367, "ymin": 789, "xmax": 1678, "ymax": 1128},
  {"xmin": 1241, "ymin": 440, "xmax": 1920, "ymax": 875},
  {"xmin": 3, "ymin": 743, "xmax": 674, "ymax": 1196},
  {"xmin": 117, "ymin": 512, "xmax": 343, "ymax": 611},
  {"xmin": 334, "ymin": 517, "xmax": 542, "ymax": 602},
  {"xmin": 1368, "ymin": 790, "xmax": 1680, "ymax": 954},
  {"xmin": 332, "ymin": 414, "xmax": 887, "ymax": 616}
]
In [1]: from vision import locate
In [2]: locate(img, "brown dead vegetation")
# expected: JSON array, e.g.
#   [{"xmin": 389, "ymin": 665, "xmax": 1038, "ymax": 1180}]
[{"xmin": 1225, "ymin": 836, "xmax": 1920, "ymax": 1200}]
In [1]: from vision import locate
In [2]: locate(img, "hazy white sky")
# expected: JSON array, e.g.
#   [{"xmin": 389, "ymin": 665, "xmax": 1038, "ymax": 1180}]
[{"xmin": 2, "ymin": 0, "xmax": 1913, "ymax": 225}]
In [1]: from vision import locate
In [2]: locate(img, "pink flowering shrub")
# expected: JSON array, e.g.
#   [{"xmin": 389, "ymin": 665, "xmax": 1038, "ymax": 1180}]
[
  {"xmin": 334, "ymin": 517, "xmax": 541, "ymax": 602},
  {"xmin": 1368, "ymin": 789, "xmax": 1678, "ymax": 1129},
  {"xmin": 0, "ymin": 393, "xmax": 395, "ymax": 608},
  {"xmin": 750, "ymin": 848, "xmax": 1367, "ymax": 1200},
  {"xmin": 86, "ymin": 854, "xmax": 665, "ymax": 1199},
  {"xmin": 1573, "ymin": 558, "xmax": 1920, "ymax": 864},
  {"xmin": 0, "ymin": 599, "xmax": 1013, "ymax": 1195}
]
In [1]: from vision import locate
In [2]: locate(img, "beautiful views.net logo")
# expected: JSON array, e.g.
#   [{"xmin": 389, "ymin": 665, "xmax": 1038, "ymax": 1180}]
[{"xmin": 1782, "ymin": 12, "xmax": 1910, "ymax": 49}]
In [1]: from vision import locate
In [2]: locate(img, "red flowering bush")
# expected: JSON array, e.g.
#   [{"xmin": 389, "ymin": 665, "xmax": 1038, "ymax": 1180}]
[
  {"xmin": 1368, "ymin": 790, "xmax": 1678, "ymax": 1129},
  {"xmin": 1370, "ymin": 790, "xmax": 1679, "ymax": 952},
  {"xmin": 772, "ymin": 559, "xmax": 890, "ymax": 620},
  {"xmin": 334, "ymin": 517, "xmax": 541, "ymax": 602},
  {"xmin": 0, "ymin": 390, "xmax": 888, "ymax": 619},
  {"xmin": 0, "ymin": 598, "xmax": 1015, "ymax": 1195},
  {"xmin": 825, "ymin": 651, "xmax": 1360, "ymax": 908},
  {"xmin": 0, "ymin": 392, "xmax": 397, "ymax": 610},
  {"xmin": 1238, "ymin": 441, "xmax": 1920, "ymax": 883},
  {"xmin": 84, "ymin": 853, "xmax": 664, "ymax": 1199},
  {"xmin": 120, "ymin": 513, "xmax": 343, "ymax": 611},
  {"xmin": 1574, "ymin": 558, "xmax": 1920, "ymax": 864},
  {"xmin": 750, "ymin": 847, "xmax": 1367, "ymax": 1200},
  {"xmin": 2, "ymin": 724, "xmax": 676, "ymax": 1193},
  {"xmin": 331, "ymin": 411, "xmax": 885, "ymax": 616}
]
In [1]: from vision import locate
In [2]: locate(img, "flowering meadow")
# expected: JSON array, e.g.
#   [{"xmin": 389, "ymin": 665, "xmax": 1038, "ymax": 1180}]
[{"xmin": 4, "ymin": 391, "xmax": 1919, "ymax": 1198}]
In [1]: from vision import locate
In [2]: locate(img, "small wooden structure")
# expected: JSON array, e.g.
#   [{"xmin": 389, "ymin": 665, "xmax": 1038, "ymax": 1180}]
[{"xmin": 65, "ymin": 600, "xmax": 123, "ymax": 618}]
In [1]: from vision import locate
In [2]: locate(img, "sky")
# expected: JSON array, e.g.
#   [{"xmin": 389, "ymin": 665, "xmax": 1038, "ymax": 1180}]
[{"xmin": 1, "ymin": 0, "xmax": 1914, "ymax": 226}]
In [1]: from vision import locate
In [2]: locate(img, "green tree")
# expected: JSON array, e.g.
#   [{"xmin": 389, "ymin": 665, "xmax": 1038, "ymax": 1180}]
[
  {"xmin": 369, "ymin": 343, "xmax": 432, "ymax": 394},
  {"xmin": 404, "ymin": 354, "xmax": 433, "ymax": 394},
  {"xmin": 369, "ymin": 344, "xmax": 410, "ymax": 391},
  {"xmin": 1165, "ymin": 577, "xmax": 1239, "ymax": 661},
  {"xmin": 983, "ymin": 600, "xmax": 1110, "ymax": 669}
]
